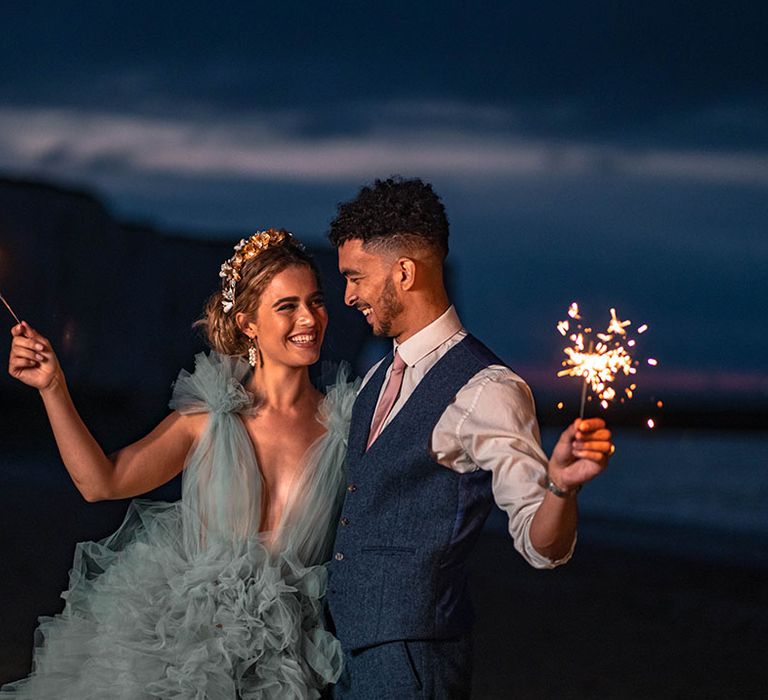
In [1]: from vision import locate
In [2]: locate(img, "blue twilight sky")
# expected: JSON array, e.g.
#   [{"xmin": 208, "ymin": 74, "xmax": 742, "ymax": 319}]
[{"xmin": 0, "ymin": 2, "xmax": 766, "ymax": 397}]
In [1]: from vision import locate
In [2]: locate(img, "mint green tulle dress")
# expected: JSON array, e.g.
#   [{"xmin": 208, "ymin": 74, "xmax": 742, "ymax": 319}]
[{"xmin": 1, "ymin": 353, "xmax": 357, "ymax": 699}]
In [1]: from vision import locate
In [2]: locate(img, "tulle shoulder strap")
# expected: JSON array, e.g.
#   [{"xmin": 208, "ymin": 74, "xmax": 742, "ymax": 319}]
[
  {"xmin": 316, "ymin": 363, "xmax": 360, "ymax": 440},
  {"xmin": 169, "ymin": 352, "xmax": 255, "ymax": 415},
  {"xmin": 281, "ymin": 364, "xmax": 360, "ymax": 565}
]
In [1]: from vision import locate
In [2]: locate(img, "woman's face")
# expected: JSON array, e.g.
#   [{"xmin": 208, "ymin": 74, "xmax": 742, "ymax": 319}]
[{"xmin": 249, "ymin": 264, "xmax": 327, "ymax": 369}]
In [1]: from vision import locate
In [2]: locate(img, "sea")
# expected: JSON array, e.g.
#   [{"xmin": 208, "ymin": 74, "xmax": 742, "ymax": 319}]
[
  {"xmin": 4, "ymin": 428, "xmax": 768, "ymax": 567},
  {"xmin": 488, "ymin": 427, "xmax": 768, "ymax": 568}
]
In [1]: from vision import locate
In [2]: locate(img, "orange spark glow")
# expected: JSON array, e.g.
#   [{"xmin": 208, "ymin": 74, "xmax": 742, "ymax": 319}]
[{"xmin": 556, "ymin": 304, "xmax": 654, "ymax": 414}]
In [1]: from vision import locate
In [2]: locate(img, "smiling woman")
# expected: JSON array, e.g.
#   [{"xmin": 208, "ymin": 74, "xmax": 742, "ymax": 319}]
[
  {"xmin": 1, "ymin": 229, "xmax": 357, "ymax": 698},
  {"xmin": 197, "ymin": 228, "xmax": 325, "ymax": 361},
  {"xmin": 238, "ymin": 265, "xmax": 327, "ymax": 369}
]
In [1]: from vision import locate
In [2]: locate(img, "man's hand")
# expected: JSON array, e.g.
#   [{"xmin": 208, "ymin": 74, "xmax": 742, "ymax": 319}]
[
  {"xmin": 529, "ymin": 418, "xmax": 613, "ymax": 561},
  {"xmin": 548, "ymin": 418, "xmax": 613, "ymax": 492}
]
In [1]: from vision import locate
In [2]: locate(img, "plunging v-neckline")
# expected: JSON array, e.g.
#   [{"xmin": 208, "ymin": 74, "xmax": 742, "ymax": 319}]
[{"xmin": 235, "ymin": 397, "xmax": 329, "ymax": 542}]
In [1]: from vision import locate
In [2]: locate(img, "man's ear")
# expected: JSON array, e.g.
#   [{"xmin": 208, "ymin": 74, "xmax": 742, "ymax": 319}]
[{"xmin": 396, "ymin": 257, "xmax": 417, "ymax": 291}]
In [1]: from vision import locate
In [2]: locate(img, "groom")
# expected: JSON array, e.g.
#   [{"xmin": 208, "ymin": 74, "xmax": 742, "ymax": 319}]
[{"xmin": 326, "ymin": 178, "xmax": 613, "ymax": 698}]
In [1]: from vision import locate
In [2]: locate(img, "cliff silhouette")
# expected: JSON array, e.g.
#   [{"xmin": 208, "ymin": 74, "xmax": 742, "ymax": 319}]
[
  {"xmin": 0, "ymin": 176, "xmax": 373, "ymax": 451},
  {"xmin": 1, "ymin": 175, "xmax": 765, "ymax": 447}
]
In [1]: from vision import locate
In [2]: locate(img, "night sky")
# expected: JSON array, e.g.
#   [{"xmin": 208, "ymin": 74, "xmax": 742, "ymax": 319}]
[{"xmin": 1, "ymin": 2, "xmax": 766, "ymax": 398}]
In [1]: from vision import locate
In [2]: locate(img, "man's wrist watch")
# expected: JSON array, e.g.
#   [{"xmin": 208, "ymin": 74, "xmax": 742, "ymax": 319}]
[{"xmin": 546, "ymin": 476, "xmax": 582, "ymax": 499}]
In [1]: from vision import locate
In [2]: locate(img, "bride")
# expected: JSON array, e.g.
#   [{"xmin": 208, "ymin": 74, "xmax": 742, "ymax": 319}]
[{"xmin": 2, "ymin": 229, "xmax": 356, "ymax": 698}]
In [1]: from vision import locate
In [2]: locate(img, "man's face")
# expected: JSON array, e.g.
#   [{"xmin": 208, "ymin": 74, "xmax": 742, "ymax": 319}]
[{"xmin": 338, "ymin": 239, "xmax": 404, "ymax": 338}]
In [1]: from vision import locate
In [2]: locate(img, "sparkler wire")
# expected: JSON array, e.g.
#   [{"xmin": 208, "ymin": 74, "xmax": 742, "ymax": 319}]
[
  {"xmin": 0, "ymin": 292, "xmax": 21, "ymax": 325},
  {"xmin": 578, "ymin": 339, "xmax": 594, "ymax": 418}
]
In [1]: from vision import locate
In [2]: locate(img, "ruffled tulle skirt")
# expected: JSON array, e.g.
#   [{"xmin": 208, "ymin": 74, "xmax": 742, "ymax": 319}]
[{"xmin": 1, "ymin": 500, "xmax": 343, "ymax": 699}]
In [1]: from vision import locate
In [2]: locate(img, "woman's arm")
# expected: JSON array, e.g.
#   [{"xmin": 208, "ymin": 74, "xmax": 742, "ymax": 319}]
[{"xmin": 9, "ymin": 321, "xmax": 202, "ymax": 502}]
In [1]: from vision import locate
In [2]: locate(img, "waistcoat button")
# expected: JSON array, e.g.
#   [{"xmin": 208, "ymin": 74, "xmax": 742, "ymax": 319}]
[
  {"xmin": 334, "ymin": 552, "xmax": 345, "ymax": 561},
  {"xmin": 340, "ymin": 516, "xmax": 350, "ymax": 526},
  {"xmin": 347, "ymin": 484, "xmax": 357, "ymax": 493}
]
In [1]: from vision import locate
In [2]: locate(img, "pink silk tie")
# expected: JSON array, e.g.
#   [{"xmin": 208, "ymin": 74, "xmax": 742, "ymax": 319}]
[{"xmin": 367, "ymin": 350, "xmax": 407, "ymax": 450}]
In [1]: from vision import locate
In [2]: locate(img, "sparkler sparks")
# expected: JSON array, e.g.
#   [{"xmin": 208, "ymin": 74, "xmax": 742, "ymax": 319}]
[
  {"xmin": 607, "ymin": 308, "xmax": 631, "ymax": 336},
  {"xmin": 557, "ymin": 303, "xmax": 654, "ymax": 417}
]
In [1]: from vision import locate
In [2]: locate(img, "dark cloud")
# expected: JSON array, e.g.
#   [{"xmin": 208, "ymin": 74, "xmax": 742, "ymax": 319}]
[{"xmin": 1, "ymin": 2, "xmax": 766, "ymax": 147}]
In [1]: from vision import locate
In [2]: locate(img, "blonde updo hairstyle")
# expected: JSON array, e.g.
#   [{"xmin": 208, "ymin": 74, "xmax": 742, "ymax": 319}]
[{"xmin": 198, "ymin": 231, "xmax": 320, "ymax": 358}]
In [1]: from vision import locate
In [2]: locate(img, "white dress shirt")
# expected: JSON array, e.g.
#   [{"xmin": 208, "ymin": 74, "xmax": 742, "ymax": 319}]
[{"xmin": 361, "ymin": 305, "xmax": 574, "ymax": 569}]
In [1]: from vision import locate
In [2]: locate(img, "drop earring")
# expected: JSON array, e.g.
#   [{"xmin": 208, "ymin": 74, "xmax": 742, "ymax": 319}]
[{"xmin": 248, "ymin": 337, "xmax": 259, "ymax": 368}]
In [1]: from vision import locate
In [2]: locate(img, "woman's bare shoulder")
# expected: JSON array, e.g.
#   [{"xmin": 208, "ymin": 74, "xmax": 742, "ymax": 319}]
[{"xmin": 174, "ymin": 410, "xmax": 209, "ymax": 441}]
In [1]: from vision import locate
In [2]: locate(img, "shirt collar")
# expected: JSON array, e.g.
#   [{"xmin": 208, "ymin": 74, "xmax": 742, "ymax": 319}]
[{"xmin": 394, "ymin": 305, "xmax": 463, "ymax": 367}]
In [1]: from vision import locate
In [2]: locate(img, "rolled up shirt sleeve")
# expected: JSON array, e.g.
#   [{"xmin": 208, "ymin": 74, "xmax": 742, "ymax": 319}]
[{"xmin": 432, "ymin": 367, "xmax": 575, "ymax": 569}]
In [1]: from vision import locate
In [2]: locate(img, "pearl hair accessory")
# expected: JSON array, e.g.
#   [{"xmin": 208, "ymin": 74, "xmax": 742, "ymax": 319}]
[{"xmin": 219, "ymin": 229, "xmax": 294, "ymax": 313}]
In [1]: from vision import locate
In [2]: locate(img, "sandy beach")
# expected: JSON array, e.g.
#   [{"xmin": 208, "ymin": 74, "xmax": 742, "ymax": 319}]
[
  {"xmin": 469, "ymin": 532, "xmax": 767, "ymax": 699},
  {"xmin": 1, "ymin": 475, "xmax": 766, "ymax": 698}
]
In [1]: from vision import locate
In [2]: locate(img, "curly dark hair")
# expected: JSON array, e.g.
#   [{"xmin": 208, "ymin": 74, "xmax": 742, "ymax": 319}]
[{"xmin": 328, "ymin": 177, "xmax": 449, "ymax": 259}]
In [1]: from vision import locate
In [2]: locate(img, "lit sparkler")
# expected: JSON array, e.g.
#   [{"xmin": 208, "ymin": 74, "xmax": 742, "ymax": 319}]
[{"xmin": 557, "ymin": 303, "xmax": 653, "ymax": 418}]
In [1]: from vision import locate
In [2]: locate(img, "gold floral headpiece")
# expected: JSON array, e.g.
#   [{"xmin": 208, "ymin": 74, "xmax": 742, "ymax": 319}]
[{"xmin": 219, "ymin": 229, "xmax": 294, "ymax": 312}]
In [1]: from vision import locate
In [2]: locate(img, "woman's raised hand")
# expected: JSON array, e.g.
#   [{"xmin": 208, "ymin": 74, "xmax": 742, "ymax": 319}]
[
  {"xmin": 8, "ymin": 322, "xmax": 63, "ymax": 391},
  {"xmin": 9, "ymin": 321, "xmax": 195, "ymax": 502}
]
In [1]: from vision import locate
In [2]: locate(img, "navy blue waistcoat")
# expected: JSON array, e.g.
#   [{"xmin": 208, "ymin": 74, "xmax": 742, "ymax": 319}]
[{"xmin": 326, "ymin": 335, "xmax": 505, "ymax": 652}]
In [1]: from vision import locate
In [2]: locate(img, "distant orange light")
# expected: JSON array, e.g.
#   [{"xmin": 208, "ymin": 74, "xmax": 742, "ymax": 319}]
[
  {"xmin": 656, "ymin": 400, "xmax": 663, "ymax": 408},
  {"xmin": 556, "ymin": 402, "xmax": 564, "ymax": 410}
]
